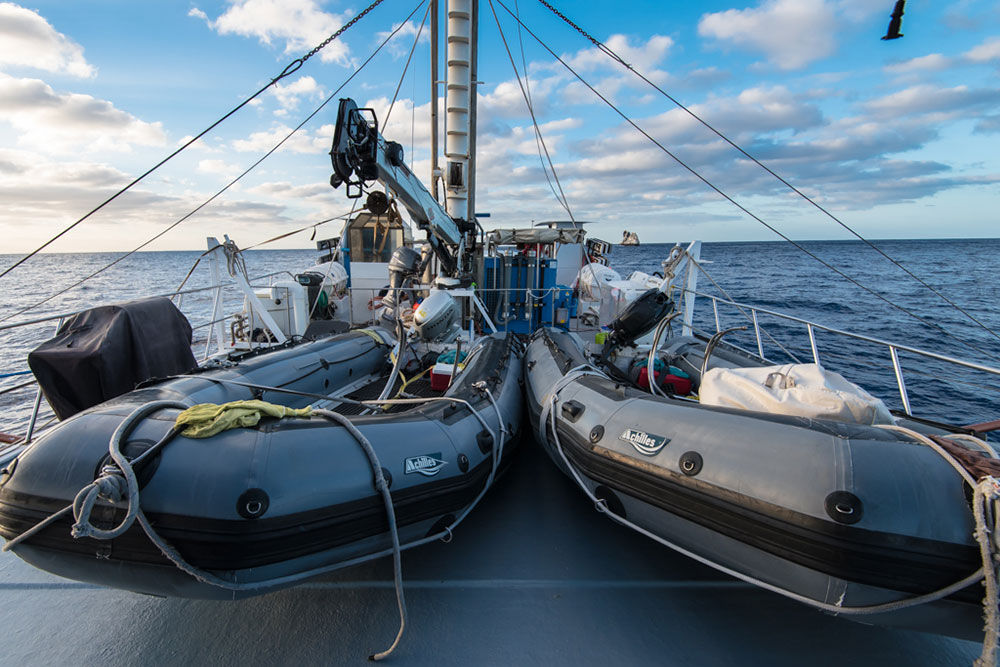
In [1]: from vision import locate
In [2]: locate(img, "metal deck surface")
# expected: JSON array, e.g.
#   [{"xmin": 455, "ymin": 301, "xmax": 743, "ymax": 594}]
[{"xmin": 0, "ymin": 436, "xmax": 982, "ymax": 666}]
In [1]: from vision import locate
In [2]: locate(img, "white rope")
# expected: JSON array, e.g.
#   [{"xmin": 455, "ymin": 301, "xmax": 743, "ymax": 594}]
[
  {"xmin": 874, "ymin": 424, "xmax": 980, "ymax": 488},
  {"xmin": 4, "ymin": 373, "xmax": 514, "ymax": 659},
  {"xmin": 973, "ymin": 477, "xmax": 1000, "ymax": 667},
  {"xmin": 539, "ymin": 388, "xmax": 986, "ymax": 619},
  {"xmin": 312, "ymin": 409, "xmax": 404, "ymax": 662},
  {"xmin": 875, "ymin": 423, "xmax": 1000, "ymax": 664},
  {"xmin": 947, "ymin": 432, "xmax": 1000, "ymax": 459}
]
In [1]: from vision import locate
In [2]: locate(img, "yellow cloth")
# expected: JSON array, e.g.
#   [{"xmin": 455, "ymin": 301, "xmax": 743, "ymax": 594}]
[{"xmin": 174, "ymin": 400, "xmax": 313, "ymax": 439}]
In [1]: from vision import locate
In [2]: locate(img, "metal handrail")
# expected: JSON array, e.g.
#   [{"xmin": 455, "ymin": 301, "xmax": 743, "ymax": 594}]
[
  {"xmin": 686, "ymin": 288, "xmax": 1000, "ymax": 416},
  {"xmin": 0, "ymin": 270, "xmax": 292, "ymax": 333},
  {"xmin": 689, "ymin": 289, "xmax": 1000, "ymax": 377}
]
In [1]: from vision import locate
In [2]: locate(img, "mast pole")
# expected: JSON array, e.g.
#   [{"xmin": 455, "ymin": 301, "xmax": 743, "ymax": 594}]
[
  {"xmin": 430, "ymin": 0, "xmax": 440, "ymax": 202},
  {"xmin": 467, "ymin": 0, "xmax": 478, "ymax": 223},
  {"xmin": 444, "ymin": 0, "xmax": 472, "ymax": 223}
]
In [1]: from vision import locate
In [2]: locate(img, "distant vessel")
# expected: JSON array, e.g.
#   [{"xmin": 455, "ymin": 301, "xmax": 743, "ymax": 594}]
[{"xmin": 621, "ymin": 230, "xmax": 640, "ymax": 246}]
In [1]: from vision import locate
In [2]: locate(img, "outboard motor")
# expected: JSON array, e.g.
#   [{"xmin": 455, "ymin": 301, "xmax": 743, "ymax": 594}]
[
  {"xmin": 381, "ymin": 246, "xmax": 422, "ymax": 316},
  {"xmin": 606, "ymin": 288, "xmax": 674, "ymax": 349},
  {"xmin": 413, "ymin": 291, "xmax": 461, "ymax": 342}
]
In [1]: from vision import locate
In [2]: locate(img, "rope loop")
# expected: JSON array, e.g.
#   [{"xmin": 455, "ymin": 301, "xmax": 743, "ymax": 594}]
[{"xmin": 275, "ymin": 59, "xmax": 304, "ymax": 82}]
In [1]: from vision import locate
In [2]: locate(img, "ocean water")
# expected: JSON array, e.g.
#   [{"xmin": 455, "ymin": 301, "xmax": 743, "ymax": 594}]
[{"xmin": 1, "ymin": 238, "xmax": 999, "ymax": 438}]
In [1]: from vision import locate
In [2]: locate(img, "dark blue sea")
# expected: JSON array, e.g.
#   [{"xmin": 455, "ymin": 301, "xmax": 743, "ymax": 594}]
[{"xmin": 2, "ymin": 238, "xmax": 999, "ymax": 437}]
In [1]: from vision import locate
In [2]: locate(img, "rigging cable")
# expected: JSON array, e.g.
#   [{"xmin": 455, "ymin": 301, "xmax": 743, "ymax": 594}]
[
  {"xmin": 489, "ymin": 0, "xmax": 574, "ymax": 221},
  {"xmin": 0, "ymin": 0, "xmax": 388, "ymax": 282},
  {"xmin": 492, "ymin": 0, "xmax": 1000, "ymax": 364},
  {"xmin": 242, "ymin": 213, "xmax": 352, "ymax": 251},
  {"xmin": 383, "ymin": 2, "xmax": 433, "ymax": 131},
  {"xmin": 534, "ymin": 0, "xmax": 1000, "ymax": 347},
  {"xmin": 0, "ymin": 1, "xmax": 428, "ymax": 324},
  {"xmin": 515, "ymin": 0, "xmax": 574, "ymax": 219}
]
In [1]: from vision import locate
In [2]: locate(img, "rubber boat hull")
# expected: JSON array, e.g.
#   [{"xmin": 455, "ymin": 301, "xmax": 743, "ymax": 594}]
[
  {"xmin": 524, "ymin": 327, "xmax": 985, "ymax": 640},
  {"xmin": 0, "ymin": 330, "xmax": 523, "ymax": 599}
]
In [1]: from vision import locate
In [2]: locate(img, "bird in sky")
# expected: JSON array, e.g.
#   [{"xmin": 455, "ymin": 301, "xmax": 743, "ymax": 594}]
[{"xmin": 882, "ymin": 0, "xmax": 906, "ymax": 40}]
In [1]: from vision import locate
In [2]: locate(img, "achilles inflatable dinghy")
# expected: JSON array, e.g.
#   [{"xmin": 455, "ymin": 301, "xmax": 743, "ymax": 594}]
[
  {"xmin": 524, "ymin": 291, "xmax": 1000, "ymax": 641},
  {"xmin": 0, "ymin": 301, "xmax": 522, "ymax": 599}
]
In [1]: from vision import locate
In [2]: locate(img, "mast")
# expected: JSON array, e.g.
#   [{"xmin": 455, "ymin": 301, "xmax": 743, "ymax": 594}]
[
  {"xmin": 444, "ymin": 0, "xmax": 473, "ymax": 223},
  {"xmin": 430, "ymin": 0, "xmax": 440, "ymax": 202},
  {"xmin": 467, "ymin": 0, "xmax": 478, "ymax": 223}
]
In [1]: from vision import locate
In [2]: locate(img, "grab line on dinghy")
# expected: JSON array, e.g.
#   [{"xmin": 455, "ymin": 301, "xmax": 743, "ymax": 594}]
[
  {"xmin": 311, "ymin": 409, "xmax": 404, "ymax": 662},
  {"xmin": 539, "ymin": 388, "xmax": 1000, "ymax": 664},
  {"xmin": 4, "ymin": 384, "xmax": 508, "ymax": 661}
]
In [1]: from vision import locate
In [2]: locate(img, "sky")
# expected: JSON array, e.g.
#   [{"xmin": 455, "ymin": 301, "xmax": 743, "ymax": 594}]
[{"xmin": 0, "ymin": 0, "xmax": 998, "ymax": 255}]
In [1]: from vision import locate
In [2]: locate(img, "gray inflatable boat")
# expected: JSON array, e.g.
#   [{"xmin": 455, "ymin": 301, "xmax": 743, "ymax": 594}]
[
  {"xmin": 525, "ymin": 322, "xmax": 997, "ymax": 641},
  {"xmin": 0, "ymin": 327, "xmax": 523, "ymax": 599}
]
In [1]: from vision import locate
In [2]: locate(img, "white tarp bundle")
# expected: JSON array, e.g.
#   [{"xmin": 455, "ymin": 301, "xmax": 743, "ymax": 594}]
[
  {"xmin": 699, "ymin": 363, "xmax": 894, "ymax": 425},
  {"xmin": 575, "ymin": 264, "xmax": 622, "ymax": 300},
  {"xmin": 574, "ymin": 266, "xmax": 660, "ymax": 301}
]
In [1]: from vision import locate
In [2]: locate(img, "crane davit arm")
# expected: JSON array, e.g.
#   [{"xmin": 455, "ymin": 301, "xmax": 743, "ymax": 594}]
[{"xmin": 329, "ymin": 98, "xmax": 471, "ymax": 277}]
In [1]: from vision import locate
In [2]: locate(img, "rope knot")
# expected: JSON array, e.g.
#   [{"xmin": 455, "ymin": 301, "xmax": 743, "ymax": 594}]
[{"xmin": 93, "ymin": 472, "xmax": 128, "ymax": 503}]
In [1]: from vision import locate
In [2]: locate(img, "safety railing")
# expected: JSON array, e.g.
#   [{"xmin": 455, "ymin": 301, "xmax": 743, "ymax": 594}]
[{"xmin": 685, "ymin": 288, "xmax": 1000, "ymax": 416}]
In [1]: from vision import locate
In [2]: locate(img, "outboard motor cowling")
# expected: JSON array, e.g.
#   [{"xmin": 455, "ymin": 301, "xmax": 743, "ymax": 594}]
[
  {"xmin": 414, "ymin": 291, "xmax": 461, "ymax": 342},
  {"xmin": 607, "ymin": 288, "xmax": 674, "ymax": 348}
]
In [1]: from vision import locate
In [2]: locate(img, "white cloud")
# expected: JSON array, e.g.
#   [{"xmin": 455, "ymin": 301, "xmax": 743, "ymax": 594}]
[
  {"xmin": 566, "ymin": 34, "xmax": 674, "ymax": 74},
  {"xmin": 230, "ymin": 124, "xmax": 326, "ymax": 154},
  {"xmin": 377, "ymin": 19, "xmax": 432, "ymax": 57},
  {"xmin": 247, "ymin": 180, "xmax": 330, "ymax": 199},
  {"xmin": 0, "ymin": 3, "xmax": 95, "ymax": 77},
  {"xmin": 835, "ymin": 0, "xmax": 883, "ymax": 23},
  {"xmin": 198, "ymin": 0, "xmax": 352, "ymax": 65},
  {"xmin": 0, "ymin": 73, "xmax": 166, "ymax": 153},
  {"xmin": 965, "ymin": 37, "xmax": 1000, "ymax": 64},
  {"xmin": 188, "ymin": 7, "xmax": 208, "ymax": 21},
  {"xmin": 269, "ymin": 75, "xmax": 324, "ymax": 116},
  {"xmin": 197, "ymin": 159, "xmax": 241, "ymax": 179},
  {"xmin": 698, "ymin": 0, "xmax": 837, "ymax": 70},
  {"xmin": 884, "ymin": 54, "xmax": 953, "ymax": 75},
  {"xmin": 864, "ymin": 84, "xmax": 1000, "ymax": 119},
  {"xmin": 0, "ymin": 147, "xmax": 305, "ymax": 254}
]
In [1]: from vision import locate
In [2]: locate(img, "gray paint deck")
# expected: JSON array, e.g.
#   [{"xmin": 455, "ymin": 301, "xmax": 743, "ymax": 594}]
[{"xmin": 0, "ymin": 438, "xmax": 981, "ymax": 665}]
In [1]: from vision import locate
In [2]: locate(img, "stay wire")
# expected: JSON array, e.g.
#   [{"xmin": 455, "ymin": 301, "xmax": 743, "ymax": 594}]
[
  {"xmin": 384, "ymin": 1, "xmax": 432, "ymax": 130},
  {"xmin": 489, "ymin": 0, "xmax": 574, "ymax": 221},
  {"xmin": 243, "ymin": 212, "xmax": 355, "ymax": 251},
  {"xmin": 513, "ymin": 0, "xmax": 573, "ymax": 219},
  {"xmin": 535, "ymin": 0, "xmax": 1000, "ymax": 347},
  {"xmin": 0, "ymin": 0, "xmax": 388, "ymax": 281},
  {"xmin": 0, "ymin": 1, "xmax": 427, "ymax": 324},
  {"xmin": 493, "ymin": 0, "xmax": 1000, "ymax": 364}
]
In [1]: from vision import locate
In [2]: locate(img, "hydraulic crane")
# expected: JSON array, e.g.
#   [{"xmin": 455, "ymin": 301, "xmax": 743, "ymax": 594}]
[{"xmin": 329, "ymin": 98, "xmax": 475, "ymax": 279}]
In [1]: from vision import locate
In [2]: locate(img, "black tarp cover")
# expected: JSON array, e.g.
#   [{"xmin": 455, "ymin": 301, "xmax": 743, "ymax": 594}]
[{"xmin": 28, "ymin": 297, "xmax": 197, "ymax": 420}]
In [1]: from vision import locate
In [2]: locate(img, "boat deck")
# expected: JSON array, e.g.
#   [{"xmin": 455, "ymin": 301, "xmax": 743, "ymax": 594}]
[{"xmin": 0, "ymin": 435, "xmax": 982, "ymax": 665}]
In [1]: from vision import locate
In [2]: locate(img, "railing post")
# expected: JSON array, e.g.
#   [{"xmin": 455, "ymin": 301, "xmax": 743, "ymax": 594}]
[
  {"xmin": 25, "ymin": 318, "xmax": 62, "ymax": 444},
  {"xmin": 712, "ymin": 297, "xmax": 720, "ymax": 333},
  {"xmin": 752, "ymin": 309, "xmax": 764, "ymax": 359},
  {"xmin": 807, "ymin": 323, "xmax": 820, "ymax": 366},
  {"xmin": 889, "ymin": 346, "xmax": 912, "ymax": 415},
  {"xmin": 205, "ymin": 237, "xmax": 227, "ymax": 360},
  {"xmin": 681, "ymin": 241, "xmax": 701, "ymax": 337}
]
